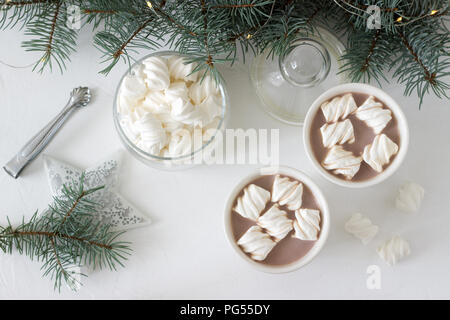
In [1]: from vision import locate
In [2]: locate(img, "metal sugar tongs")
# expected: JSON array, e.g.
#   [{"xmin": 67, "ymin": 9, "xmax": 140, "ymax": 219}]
[{"xmin": 3, "ymin": 87, "xmax": 91, "ymax": 179}]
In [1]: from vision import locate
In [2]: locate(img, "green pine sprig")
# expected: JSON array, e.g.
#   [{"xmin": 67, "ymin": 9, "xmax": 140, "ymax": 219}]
[
  {"xmin": 20, "ymin": 0, "xmax": 78, "ymax": 73},
  {"xmin": 0, "ymin": 0, "xmax": 51, "ymax": 30},
  {"xmin": 1, "ymin": 0, "xmax": 449, "ymax": 106},
  {"xmin": 340, "ymin": 29, "xmax": 392, "ymax": 86},
  {"xmin": 392, "ymin": 22, "xmax": 450, "ymax": 106},
  {"xmin": 0, "ymin": 174, "xmax": 132, "ymax": 292}
]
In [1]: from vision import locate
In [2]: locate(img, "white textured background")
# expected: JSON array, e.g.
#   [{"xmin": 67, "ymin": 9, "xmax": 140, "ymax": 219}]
[{"xmin": 0, "ymin": 27, "xmax": 449, "ymax": 300}]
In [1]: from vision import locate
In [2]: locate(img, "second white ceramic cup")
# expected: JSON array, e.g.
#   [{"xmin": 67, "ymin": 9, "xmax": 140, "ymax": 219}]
[
  {"xmin": 224, "ymin": 166, "xmax": 330, "ymax": 273},
  {"xmin": 303, "ymin": 83, "xmax": 409, "ymax": 188}
]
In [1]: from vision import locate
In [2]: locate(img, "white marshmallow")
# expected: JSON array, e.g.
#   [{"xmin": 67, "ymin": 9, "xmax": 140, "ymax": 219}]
[
  {"xmin": 377, "ymin": 236, "xmax": 410, "ymax": 266},
  {"xmin": 396, "ymin": 182, "xmax": 425, "ymax": 213},
  {"xmin": 345, "ymin": 213, "xmax": 379, "ymax": 245},
  {"xmin": 293, "ymin": 208, "xmax": 321, "ymax": 241}
]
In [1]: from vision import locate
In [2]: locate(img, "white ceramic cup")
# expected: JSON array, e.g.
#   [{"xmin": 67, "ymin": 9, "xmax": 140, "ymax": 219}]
[
  {"xmin": 303, "ymin": 83, "xmax": 409, "ymax": 188},
  {"xmin": 224, "ymin": 166, "xmax": 330, "ymax": 273}
]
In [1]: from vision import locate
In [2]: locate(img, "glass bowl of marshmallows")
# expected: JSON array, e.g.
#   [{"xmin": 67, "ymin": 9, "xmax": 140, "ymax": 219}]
[{"xmin": 113, "ymin": 51, "xmax": 229, "ymax": 170}]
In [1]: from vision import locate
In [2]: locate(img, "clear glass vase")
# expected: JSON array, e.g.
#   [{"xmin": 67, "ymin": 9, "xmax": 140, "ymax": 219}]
[{"xmin": 250, "ymin": 27, "xmax": 347, "ymax": 126}]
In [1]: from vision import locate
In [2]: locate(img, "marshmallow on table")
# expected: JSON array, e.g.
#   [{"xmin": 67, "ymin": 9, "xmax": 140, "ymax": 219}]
[
  {"xmin": 345, "ymin": 213, "xmax": 379, "ymax": 245},
  {"xmin": 396, "ymin": 182, "xmax": 425, "ymax": 213},
  {"xmin": 377, "ymin": 236, "xmax": 410, "ymax": 266}
]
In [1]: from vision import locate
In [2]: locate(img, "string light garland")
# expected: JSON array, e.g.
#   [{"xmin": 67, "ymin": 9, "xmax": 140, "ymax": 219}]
[
  {"xmin": 334, "ymin": 0, "xmax": 447, "ymax": 26},
  {"xmin": 394, "ymin": 8, "xmax": 446, "ymax": 26},
  {"xmin": 0, "ymin": 58, "xmax": 36, "ymax": 69},
  {"xmin": 0, "ymin": 0, "xmax": 447, "ymax": 106}
]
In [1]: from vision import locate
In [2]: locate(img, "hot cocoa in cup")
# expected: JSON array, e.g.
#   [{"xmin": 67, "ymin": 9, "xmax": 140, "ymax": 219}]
[
  {"xmin": 224, "ymin": 167, "xmax": 330, "ymax": 273},
  {"xmin": 304, "ymin": 84, "xmax": 409, "ymax": 188}
]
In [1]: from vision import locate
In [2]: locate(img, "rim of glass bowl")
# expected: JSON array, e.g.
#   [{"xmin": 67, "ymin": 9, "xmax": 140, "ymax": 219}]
[{"xmin": 113, "ymin": 50, "xmax": 229, "ymax": 162}]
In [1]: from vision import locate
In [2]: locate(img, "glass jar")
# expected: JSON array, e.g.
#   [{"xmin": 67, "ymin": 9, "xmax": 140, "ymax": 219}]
[
  {"xmin": 250, "ymin": 27, "xmax": 346, "ymax": 126},
  {"xmin": 113, "ymin": 51, "xmax": 229, "ymax": 170}
]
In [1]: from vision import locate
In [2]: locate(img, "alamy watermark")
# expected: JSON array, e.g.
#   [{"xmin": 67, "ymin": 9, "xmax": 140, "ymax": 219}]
[
  {"xmin": 66, "ymin": 4, "xmax": 81, "ymax": 30},
  {"xmin": 366, "ymin": 5, "xmax": 381, "ymax": 30},
  {"xmin": 2, "ymin": 2, "xmax": 82, "ymax": 29},
  {"xmin": 366, "ymin": 265, "xmax": 381, "ymax": 290},
  {"xmin": 163, "ymin": 128, "xmax": 280, "ymax": 167}
]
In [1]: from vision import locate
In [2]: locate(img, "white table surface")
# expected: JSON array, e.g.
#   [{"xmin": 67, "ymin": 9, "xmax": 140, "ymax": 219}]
[{"xmin": 0, "ymin": 27, "xmax": 449, "ymax": 300}]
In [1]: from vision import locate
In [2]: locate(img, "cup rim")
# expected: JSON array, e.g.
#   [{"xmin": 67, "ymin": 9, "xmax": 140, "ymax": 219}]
[
  {"xmin": 223, "ymin": 166, "xmax": 330, "ymax": 274},
  {"xmin": 303, "ymin": 83, "xmax": 410, "ymax": 188},
  {"xmin": 113, "ymin": 50, "xmax": 228, "ymax": 162}
]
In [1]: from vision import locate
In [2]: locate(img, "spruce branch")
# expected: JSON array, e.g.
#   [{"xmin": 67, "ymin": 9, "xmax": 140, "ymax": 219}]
[
  {"xmin": 391, "ymin": 22, "xmax": 450, "ymax": 106},
  {"xmin": 1, "ymin": 0, "xmax": 448, "ymax": 106},
  {"xmin": 20, "ymin": 0, "xmax": 78, "ymax": 73},
  {"xmin": 398, "ymin": 31, "xmax": 436, "ymax": 84},
  {"xmin": 0, "ymin": 0, "xmax": 52, "ymax": 29},
  {"xmin": 333, "ymin": 0, "xmax": 448, "ymax": 33},
  {"xmin": 83, "ymin": 9, "xmax": 116, "ymax": 14},
  {"xmin": 0, "ymin": 174, "xmax": 132, "ymax": 292},
  {"xmin": 340, "ymin": 28, "xmax": 392, "ymax": 85},
  {"xmin": 210, "ymin": 3, "xmax": 256, "ymax": 9},
  {"xmin": 81, "ymin": 0, "xmax": 139, "ymax": 29},
  {"xmin": 252, "ymin": 0, "xmax": 311, "ymax": 57},
  {"xmin": 94, "ymin": 5, "xmax": 160, "ymax": 74},
  {"xmin": 360, "ymin": 30, "xmax": 382, "ymax": 72},
  {"xmin": 149, "ymin": 0, "xmax": 197, "ymax": 37},
  {"xmin": 200, "ymin": 0, "xmax": 213, "ymax": 70}
]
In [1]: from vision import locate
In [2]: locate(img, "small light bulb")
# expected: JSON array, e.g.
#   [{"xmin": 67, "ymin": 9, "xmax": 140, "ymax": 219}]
[
  {"xmin": 430, "ymin": 9, "xmax": 438, "ymax": 15},
  {"xmin": 246, "ymin": 34, "xmax": 252, "ymax": 40},
  {"xmin": 146, "ymin": 1, "xmax": 153, "ymax": 9},
  {"xmin": 396, "ymin": 16, "xmax": 403, "ymax": 22}
]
